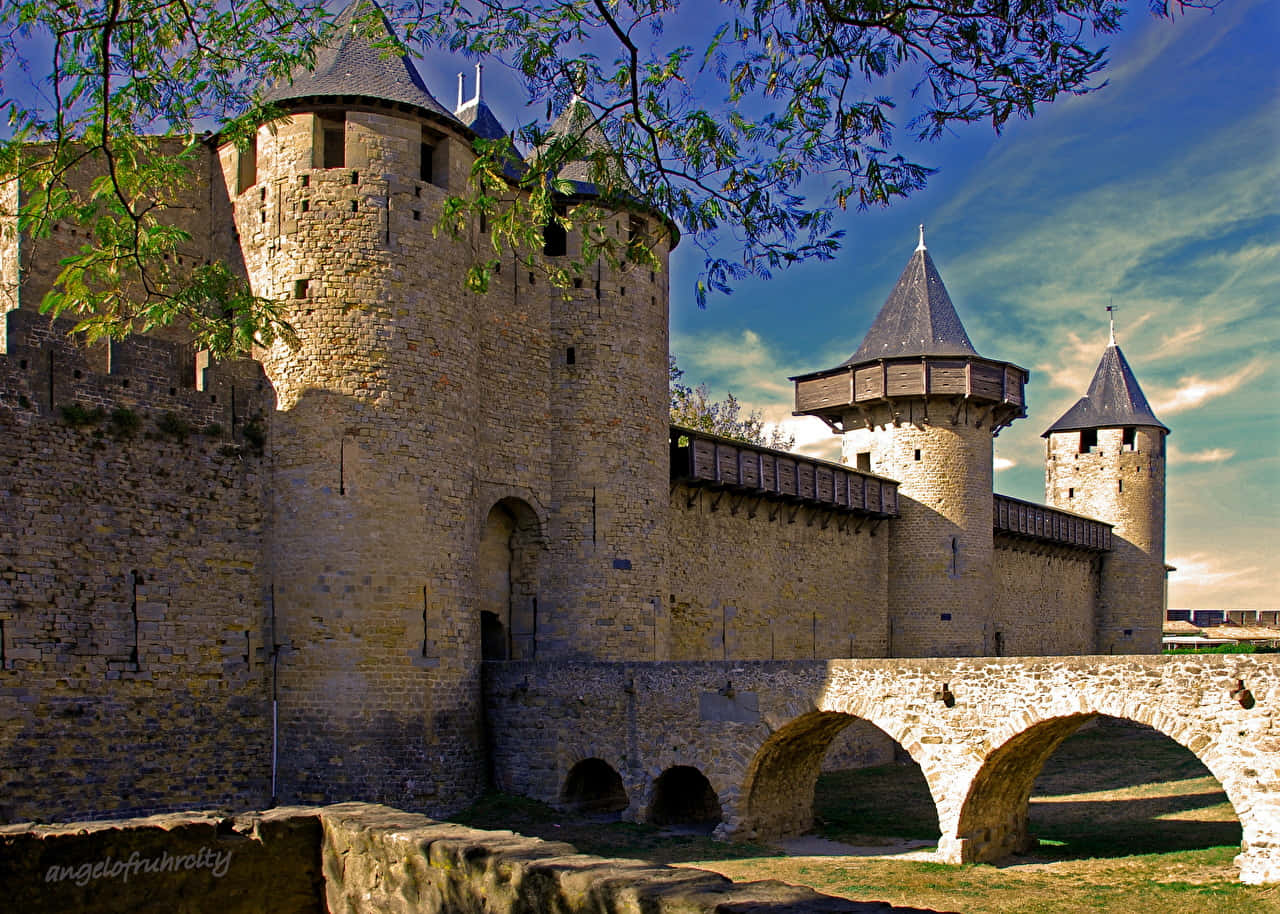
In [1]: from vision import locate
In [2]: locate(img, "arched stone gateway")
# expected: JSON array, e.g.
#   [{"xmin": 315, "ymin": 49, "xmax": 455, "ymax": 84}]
[
  {"xmin": 483, "ymin": 656, "xmax": 1280, "ymax": 884},
  {"xmin": 476, "ymin": 498, "xmax": 544, "ymax": 660}
]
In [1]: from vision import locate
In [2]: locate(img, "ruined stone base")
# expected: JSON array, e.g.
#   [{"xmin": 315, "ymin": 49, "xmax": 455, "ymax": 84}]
[{"xmin": 0, "ymin": 803, "xmax": 946, "ymax": 914}]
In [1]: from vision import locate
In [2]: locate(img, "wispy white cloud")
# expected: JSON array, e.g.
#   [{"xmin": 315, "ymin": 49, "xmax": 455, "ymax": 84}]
[
  {"xmin": 1151, "ymin": 360, "xmax": 1265, "ymax": 415},
  {"xmin": 994, "ymin": 456, "xmax": 1017, "ymax": 472},
  {"xmin": 1167, "ymin": 552, "xmax": 1259, "ymax": 596},
  {"xmin": 1169, "ymin": 445, "xmax": 1236, "ymax": 465}
]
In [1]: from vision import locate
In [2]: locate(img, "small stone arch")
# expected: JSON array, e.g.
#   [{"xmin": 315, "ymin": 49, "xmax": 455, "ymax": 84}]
[
  {"xmin": 954, "ymin": 706, "xmax": 1251, "ymax": 868},
  {"xmin": 739, "ymin": 709, "xmax": 938, "ymax": 842},
  {"xmin": 648, "ymin": 766, "xmax": 722, "ymax": 827},
  {"xmin": 476, "ymin": 496, "xmax": 544, "ymax": 660},
  {"xmin": 560, "ymin": 758, "xmax": 629, "ymax": 815}
]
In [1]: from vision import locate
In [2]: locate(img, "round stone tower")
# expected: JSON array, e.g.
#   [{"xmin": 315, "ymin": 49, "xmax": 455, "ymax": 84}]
[
  {"xmin": 793, "ymin": 228, "xmax": 1028, "ymax": 656},
  {"xmin": 216, "ymin": 0, "xmax": 495, "ymax": 811},
  {"xmin": 1044, "ymin": 326, "xmax": 1168, "ymax": 653},
  {"xmin": 212, "ymin": 0, "xmax": 676, "ymax": 810},
  {"xmin": 535, "ymin": 98, "xmax": 673, "ymax": 661}
]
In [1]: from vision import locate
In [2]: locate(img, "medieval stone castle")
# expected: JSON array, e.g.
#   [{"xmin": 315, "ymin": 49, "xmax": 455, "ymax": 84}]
[{"xmin": 0, "ymin": 2, "xmax": 1171, "ymax": 828}]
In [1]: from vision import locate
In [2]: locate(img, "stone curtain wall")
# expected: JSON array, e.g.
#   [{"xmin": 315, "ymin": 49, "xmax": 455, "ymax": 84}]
[
  {"xmin": 666, "ymin": 484, "xmax": 890, "ymax": 661},
  {"xmin": 990, "ymin": 538, "xmax": 1099, "ymax": 656},
  {"xmin": 1, "ymin": 803, "xmax": 927, "ymax": 914},
  {"xmin": 0, "ymin": 310, "xmax": 274, "ymax": 824},
  {"xmin": 485, "ymin": 656, "xmax": 1280, "ymax": 884}
]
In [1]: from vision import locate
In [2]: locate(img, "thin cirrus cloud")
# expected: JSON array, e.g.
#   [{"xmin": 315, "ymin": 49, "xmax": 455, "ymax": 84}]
[{"xmin": 1150, "ymin": 360, "xmax": 1266, "ymax": 416}]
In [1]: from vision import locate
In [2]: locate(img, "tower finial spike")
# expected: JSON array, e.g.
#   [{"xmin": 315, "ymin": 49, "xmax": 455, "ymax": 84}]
[
  {"xmin": 916, "ymin": 224, "xmax": 926, "ymax": 252},
  {"xmin": 474, "ymin": 62, "xmax": 484, "ymax": 106},
  {"xmin": 1106, "ymin": 302, "xmax": 1117, "ymax": 346},
  {"xmin": 456, "ymin": 72, "xmax": 465, "ymax": 111}
]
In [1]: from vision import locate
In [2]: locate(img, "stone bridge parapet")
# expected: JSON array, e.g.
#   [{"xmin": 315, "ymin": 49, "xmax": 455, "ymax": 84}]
[{"xmin": 483, "ymin": 655, "xmax": 1280, "ymax": 884}]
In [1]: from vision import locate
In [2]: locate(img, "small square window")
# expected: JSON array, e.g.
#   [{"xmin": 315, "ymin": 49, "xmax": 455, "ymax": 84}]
[
  {"xmin": 412, "ymin": 210, "xmax": 421, "ymax": 221},
  {"xmin": 294, "ymin": 279, "xmax": 309, "ymax": 299}
]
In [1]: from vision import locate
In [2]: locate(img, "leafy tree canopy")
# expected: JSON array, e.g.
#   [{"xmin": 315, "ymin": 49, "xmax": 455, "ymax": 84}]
[
  {"xmin": 0, "ymin": 0, "xmax": 1216, "ymax": 355},
  {"xmin": 670, "ymin": 356, "xmax": 795, "ymax": 449}
]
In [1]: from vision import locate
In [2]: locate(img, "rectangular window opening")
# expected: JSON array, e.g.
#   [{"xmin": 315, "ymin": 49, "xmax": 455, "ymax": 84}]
[
  {"xmin": 479, "ymin": 211, "xmax": 488, "ymax": 233},
  {"xmin": 1080, "ymin": 428, "xmax": 1097, "ymax": 453},
  {"xmin": 412, "ymin": 210, "xmax": 421, "ymax": 221},
  {"xmin": 318, "ymin": 115, "xmax": 346, "ymax": 168},
  {"xmin": 1123, "ymin": 426, "xmax": 1136, "ymax": 450},
  {"xmin": 566, "ymin": 346, "xmax": 576, "ymax": 366},
  {"xmin": 913, "ymin": 448, "xmax": 922, "ymax": 461},
  {"xmin": 420, "ymin": 142, "xmax": 434, "ymax": 184},
  {"xmin": 940, "ymin": 613, "xmax": 952, "ymax": 621},
  {"xmin": 1118, "ymin": 479, "xmax": 1123, "ymax": 493},
  {"xmin": 236, "ymin": 134, "xmax": 258, "ymax": 194},
  {"xmin": 573, "ymin": 277, "xmax": 583, "ymax": 289},
  {"xmin": 856, "ymin": 451, "xmax": 871, "ymax": 472},
  {"xmin": 1068, "ymin": 487, "xmax": 1074, "ymax": 499},
  {"xmin": 294, "ymin": 279, "xmax": 310, "ymax": 299},
  {"xmin": 300, "ymin": 200, "xmax": 310, "ymax": 213}
]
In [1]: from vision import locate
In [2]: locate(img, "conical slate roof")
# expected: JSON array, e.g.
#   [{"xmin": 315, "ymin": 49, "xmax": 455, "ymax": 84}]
[
  {"xmin": 456, "ymin": 99, "xmax": 507, "ymax": 140},
  {"xmin": 263, "ymin": 1, "xmax": 457, "ymax": 123},
  {"xmin": 1045, "ymin": 342, "xmax": 1168, "ymax": 435},
  {"xmin": 543, "ymin": 98, "xmax": 633, "ymax": 192},
  {"xmin": 844, "ymin": 235, "xmax": 978, "ymax": 364}
]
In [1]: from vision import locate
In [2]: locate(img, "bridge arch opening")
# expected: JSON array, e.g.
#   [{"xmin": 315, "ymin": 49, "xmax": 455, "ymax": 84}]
[
  {"xmin": 956, "ymin": 714, "xmax": 1242, "ymax": 864},
  {"xmin": 742, "ymin": 710, "xmax": 939, "ymax": 844},
  {"xmin": 560, "ymin": 758, "xmax": 628, "ymax": 815},
  {"xmin": 648, "ymin": 766, "xmax": 722, "ymax": 827}
]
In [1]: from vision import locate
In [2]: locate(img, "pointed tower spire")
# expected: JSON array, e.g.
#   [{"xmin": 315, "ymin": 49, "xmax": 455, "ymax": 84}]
[
  {"xmin": 1107, "ymin": 303, "xmax": 1117, "ymax": 347},
  {"xmin": 1044, "ymin": 338, "xmax": 1168, "ymax": 435},
  {"xmin": 457, "ymin": 71, "xmax": 465, "ymax": 110},
  {"xmin": 262, "ymin": 1, "xmax": 456, "ymax": 122},
  {"xmin": 453, "ymin": 59, "xmax": 508, "ymax": 140},
  {"xmin": 841, "ymin": 230, "xmax": 977, "ymax": 363}
]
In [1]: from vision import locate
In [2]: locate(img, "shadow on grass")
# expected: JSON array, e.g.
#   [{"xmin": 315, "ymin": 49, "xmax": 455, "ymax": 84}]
[{"xmin": 450, "ymin": 791, "xmax": 780, "ymax": 864}]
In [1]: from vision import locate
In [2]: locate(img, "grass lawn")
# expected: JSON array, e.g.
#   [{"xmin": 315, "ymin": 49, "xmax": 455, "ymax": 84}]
[{"xmin": 452, "ymin": 718, "xmax": 1280, "ymax": 912}]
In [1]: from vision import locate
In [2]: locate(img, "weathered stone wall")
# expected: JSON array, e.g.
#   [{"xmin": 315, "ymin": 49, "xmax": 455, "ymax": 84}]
[
  {"xmin": 666, "ymin": 485, "xmax": 889, "ymax": 660},
  {"xmin": 0, "ymin": 804, "xmax": 923, "ymax": 914},
  {"xmin": 990, "ymin": 538, "xmax": 1099, "ymax": 656},
  {"xmin": 485, "ymin": 656, "xmax": 1280, "ymax": 884},
  {"xmin": 1046, "ymin": 426, "xmax": 1166, "ymax": 653},
  {"xmin": 0, "ymin": 309, "xmax": 273, "ymax": 824}
]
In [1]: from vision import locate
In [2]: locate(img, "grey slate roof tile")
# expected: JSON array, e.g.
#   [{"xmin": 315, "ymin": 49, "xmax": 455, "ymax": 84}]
[
  {"xmin": 1045, "ymin": 342, "xmax": 1169, "ymax": 434},
  {"xmin": 263, "ymin": 1, "xmax": 458, "ymax": 124},
  {"xmin": 843, "ymin": 246, "xmax": 978, "ymax": 365}
]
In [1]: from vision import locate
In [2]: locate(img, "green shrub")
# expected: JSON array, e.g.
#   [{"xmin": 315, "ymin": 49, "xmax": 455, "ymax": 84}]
[{"xmin": 59, "ymin": 403, "xmax": 105, "ymax": 427}]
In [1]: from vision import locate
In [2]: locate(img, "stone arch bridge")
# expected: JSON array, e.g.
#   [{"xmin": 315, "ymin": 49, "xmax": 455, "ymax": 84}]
[{"xmin": 483, "ymin": 655, "xmax": 1279, "ymax": 884}]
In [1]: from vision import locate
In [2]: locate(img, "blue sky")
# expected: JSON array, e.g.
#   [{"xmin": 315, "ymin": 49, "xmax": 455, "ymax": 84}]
[{"xmin": 659, "ymin": 1, "xmax": 1280, "ymax": 610}]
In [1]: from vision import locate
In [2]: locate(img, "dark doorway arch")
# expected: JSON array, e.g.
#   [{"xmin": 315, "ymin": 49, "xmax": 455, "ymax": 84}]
[
  {"xmin": 958, "ymin": 714, "xmax": 1242, "ymax": 862},
  {"xmin": 480, "ymin": 610, "xmax": 506, "ymax": 661},
  {"xmin": 648, "ymin": 766, "xmax": 722, "ymax": 827},
  {"xmin": 561, "ymin": 758, "xmax": 629, "ymax": 815},
  {"xmin": 476, "ymin": 498, "xmax": 543, "ymax": 660}
]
